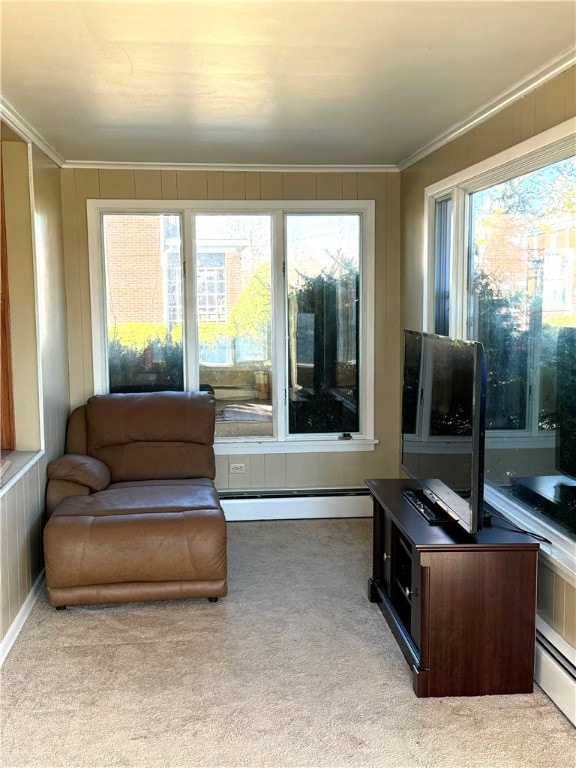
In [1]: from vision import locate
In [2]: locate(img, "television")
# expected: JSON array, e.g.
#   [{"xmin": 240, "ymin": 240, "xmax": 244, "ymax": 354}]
[{"xmin": 401, "ymin": 329, "xmax": 487, "ymax": 535}]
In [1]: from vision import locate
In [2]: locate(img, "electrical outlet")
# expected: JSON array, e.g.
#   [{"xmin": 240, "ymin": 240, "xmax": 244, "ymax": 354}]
[{"xmin": 229, "ymin": 463, "xmax": 246, "ymax": 474}]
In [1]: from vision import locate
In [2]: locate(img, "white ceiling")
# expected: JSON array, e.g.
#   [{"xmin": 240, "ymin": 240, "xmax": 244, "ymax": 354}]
[{"xmin": 1, "ymin": 1, "xmax": 575, "ymax": 168}]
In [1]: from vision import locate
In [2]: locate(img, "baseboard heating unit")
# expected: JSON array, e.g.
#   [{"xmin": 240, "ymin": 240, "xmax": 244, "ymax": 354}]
[
  {"xmin": 535, "ymin": 619, "xmax": 576, "ymax": 726},
  {"xmin": 219, "ymin": 487, "xmax": 372, "ymax": 521}
]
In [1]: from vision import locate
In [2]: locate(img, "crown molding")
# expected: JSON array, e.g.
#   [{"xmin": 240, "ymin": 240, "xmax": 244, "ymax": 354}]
[
  {"xmin": 61, "ymin": 160, "xmax": 399, "ymax": 173},
  {"xmin": 398, "ymin": 47, "xmax": 576, "ymax": 171},
  {"xmin": 0, "ymin": 98, "xmax": 64, "ymax": 167}
]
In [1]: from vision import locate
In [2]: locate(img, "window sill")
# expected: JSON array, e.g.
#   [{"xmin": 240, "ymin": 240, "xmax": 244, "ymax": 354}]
[
  {"xmin": 0, "ymin": 451, "xmax": 43, "ymax": 495},
  {"xmin": 214, "ymin": 437, "xmax": 378, "ymax": 455},
  {"xmin": 484, "ymin": 483, "xmax": 576, "ymax": 585}
]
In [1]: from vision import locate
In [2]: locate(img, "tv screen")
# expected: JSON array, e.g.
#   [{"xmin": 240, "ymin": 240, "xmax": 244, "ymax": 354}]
[{"xmin": 401, "ymin": 330, "xmax": 486, "ymax": 535}]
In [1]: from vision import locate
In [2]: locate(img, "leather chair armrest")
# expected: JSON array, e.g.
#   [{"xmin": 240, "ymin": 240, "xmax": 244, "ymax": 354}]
[
  {"xmin": 45, "ymin": 479, "xmax": 91, "ymax": 519},
  {"xmin": 47, "ymin": 454, "xmax": 111, "ymax": 492}
]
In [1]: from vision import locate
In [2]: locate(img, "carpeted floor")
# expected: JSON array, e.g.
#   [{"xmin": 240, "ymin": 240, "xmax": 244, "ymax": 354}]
[{"xmin": 1, "ymin": 518, "xmax": 574, "ymax": 768}]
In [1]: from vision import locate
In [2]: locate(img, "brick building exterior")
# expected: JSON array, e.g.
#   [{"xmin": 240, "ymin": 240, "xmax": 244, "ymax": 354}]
[{"xmin": 103, "ymin": 214, "xmax": 245, "ymax": 333}]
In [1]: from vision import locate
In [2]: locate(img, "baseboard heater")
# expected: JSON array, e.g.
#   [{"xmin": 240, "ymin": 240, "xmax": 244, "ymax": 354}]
[
  {"xmin": 535, "ymin": 627, "xmax": 576, "ymax": 726},
  {"xmin": 219, "ymin": 487, "xmax": 369, "ymax": 499},
  {"xmin": 219, "ymin": 487, "xmax": 372, "ymax": 521}
]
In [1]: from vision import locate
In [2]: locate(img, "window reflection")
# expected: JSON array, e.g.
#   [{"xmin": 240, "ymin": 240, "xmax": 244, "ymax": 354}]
[{"xmin": 286, "ymin": 214, "xmax": 360, "ymax": 434}]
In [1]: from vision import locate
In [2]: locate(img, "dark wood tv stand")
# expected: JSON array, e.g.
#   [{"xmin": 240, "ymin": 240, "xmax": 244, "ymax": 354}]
[{"xmin": 367, "ymin": 479, "xmax": 539, "ymax": 698}]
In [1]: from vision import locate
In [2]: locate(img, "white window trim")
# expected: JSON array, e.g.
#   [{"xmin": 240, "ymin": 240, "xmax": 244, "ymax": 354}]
[
  {"xmin": 423, "ymin": 117, "xmax": 576, "ymax": 577},
  {"xmin": 425, "ymin": 118, "xmax": 576, "ymax": 336},
  {"xmin": 86, "ymin": 199, "xmax": 377, "ymax": 455}
]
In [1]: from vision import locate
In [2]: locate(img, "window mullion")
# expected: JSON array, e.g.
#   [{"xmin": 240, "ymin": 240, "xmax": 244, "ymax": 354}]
[
  {"xmin": 183, "ymin": 210, "xmax": 198, "ymax": 390},
  {"xmin": 528, "ymin": 327, "xmax": 542, "ymax": 437},
  {"xmin": 450, "ymin": 188, "xmax": 468, "ymax": 339},
  {"xmin": 272, "ymin": 211, "xmax": 287, "ymax": 441},
  {"xmin": 360, "ymin": 208, "xmax": 375, "ymax": 439},
  {"xmin": 89, "ymin": 211, "xmax": 109, "ymax": 394}
]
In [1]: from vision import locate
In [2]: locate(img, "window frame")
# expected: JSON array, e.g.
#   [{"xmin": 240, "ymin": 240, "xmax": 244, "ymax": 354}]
[
  {"xmin": 424, "ymin": 117, "xmax": 576, "ymax": 575},
  {"xmin": 87, "ymin": 199, "xmax": 376, "ymax": 455},
  {"xmin": 0, "ymin": 158, "xmax": 15, "ymax": 453}
]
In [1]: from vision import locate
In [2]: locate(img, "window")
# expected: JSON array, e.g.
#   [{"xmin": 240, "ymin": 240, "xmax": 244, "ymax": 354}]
[
  {"xmin": 433, "ymin": 197, "xmax": 452, "ymax": 336},
  {"xmin": 427, "ymin": 123, "xmax": 576, "ymax": 543},
  {"xmin": 89, "ymin": 201, "xmax": 375, "ymax": 449},
  {"xmin": 286, "ymin": 214, "xmax": 361, "ymax": 434},
  {"xmin": 195, "ymin": 216, "xmax": 272, "ymax": 424},
  {"xmin": 102, "ymin": 213, "xmax": 185, "ymax": 393}
]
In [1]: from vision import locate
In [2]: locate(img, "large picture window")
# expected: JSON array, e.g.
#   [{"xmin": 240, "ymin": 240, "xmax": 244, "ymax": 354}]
[
  {"xmin": 426, "ymin": 123, "xmax": 576, "ymax": 544},
  {"xmin": 89, "ymin": 201, "xmax": 375, "ymax": 449},
  {"xmin": 286, "ymin": 214, "xmax": 360, "ymax": 434}
]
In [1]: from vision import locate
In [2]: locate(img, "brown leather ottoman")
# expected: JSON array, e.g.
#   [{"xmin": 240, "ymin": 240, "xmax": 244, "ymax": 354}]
[{"xmin": 44, "ymin": 483, "xmax": 227, "ymax": 608}]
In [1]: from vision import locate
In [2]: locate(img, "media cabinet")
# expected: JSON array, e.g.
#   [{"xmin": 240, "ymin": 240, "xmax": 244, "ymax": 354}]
[{"xmin": 367, "ymin": 479, "xmax": 539, "ymax": 698}]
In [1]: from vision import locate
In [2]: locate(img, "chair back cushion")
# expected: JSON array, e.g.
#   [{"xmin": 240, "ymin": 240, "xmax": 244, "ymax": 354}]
[{"xmin": 68, "ymin": 392, "xmax": 216, "ymax": 482}]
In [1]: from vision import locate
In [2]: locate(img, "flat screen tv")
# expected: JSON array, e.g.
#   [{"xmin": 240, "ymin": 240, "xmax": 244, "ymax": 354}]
[{"xmin": 401, "ymin": 329, "xmax": 487, "ymax": 535}]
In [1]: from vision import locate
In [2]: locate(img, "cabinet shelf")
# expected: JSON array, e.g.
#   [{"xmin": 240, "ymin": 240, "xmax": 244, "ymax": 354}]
[{"xmin": 366, "ymin": 478, "xmax": 539, "ymax": 698}]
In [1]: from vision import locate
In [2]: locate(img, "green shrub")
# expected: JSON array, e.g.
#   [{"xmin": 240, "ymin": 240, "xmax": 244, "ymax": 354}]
[{"xmin": 108, "ymin": 329, "xmax": 184, "ymax": 392}]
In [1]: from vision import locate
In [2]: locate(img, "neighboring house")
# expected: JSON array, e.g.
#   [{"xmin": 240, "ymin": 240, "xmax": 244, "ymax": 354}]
[
  {"xmin": 104, "ymin": 214, "xmax": 247, "ymax": 334},
  {"xmin": 526, "ymin": 219, "xmax": 576, "ymax": 321},
  {"xmin": 1, "ymin": 63, "xmax": 575, "ymax": 726}
]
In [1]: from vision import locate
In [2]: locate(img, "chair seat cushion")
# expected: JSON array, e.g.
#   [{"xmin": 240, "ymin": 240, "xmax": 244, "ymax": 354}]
[
  {"xmin": 49, "ymin": 483, "xmax": 221, "ymax": 517},
  {"xmin": 44, "ymin": 485, "xmax": 226, "ymax": 590}
]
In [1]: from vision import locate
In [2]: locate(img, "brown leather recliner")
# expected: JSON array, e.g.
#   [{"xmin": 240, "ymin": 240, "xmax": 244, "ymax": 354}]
[{"xmin": 44, "ymin": 392, "xmax": 227, "ymax": 608}]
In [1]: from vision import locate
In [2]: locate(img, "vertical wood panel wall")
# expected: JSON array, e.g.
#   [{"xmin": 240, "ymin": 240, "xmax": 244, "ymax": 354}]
[
  {"xmin": 0, "ymin": 461, "xmax": 44, "ymax": 644},
  {"xmin": 60, "ymin": 169, "xmax": 402, "ymax": 489},
  {"xmin": 399, "ymin": 65, "xmax": 576, "ymax": 650},
  {"xmin": 0, "ymin": 142, "xmax": 69, "ymax": 648},
  {"xmin": 2, "ymin": 143, "xmax": 41, "ymax": 450}
]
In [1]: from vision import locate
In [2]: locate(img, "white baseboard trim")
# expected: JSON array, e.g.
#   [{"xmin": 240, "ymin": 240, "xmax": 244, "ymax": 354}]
[
  {"xmin": 535, "ymin": 638, "xmax": 576, "ymax": 726},
  {"xmin": 221, "ymin": 493, "xmax": 372, "ymax": 521},
  {"xmin": 0, "ymin": 571, "xmax": 44, "ymax": 668}
]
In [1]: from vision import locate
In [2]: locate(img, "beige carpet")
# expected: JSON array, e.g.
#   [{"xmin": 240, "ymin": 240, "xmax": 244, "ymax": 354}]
[{"xmin": 1, "ymin": 518, "xmax": 574, "ymax": 768}]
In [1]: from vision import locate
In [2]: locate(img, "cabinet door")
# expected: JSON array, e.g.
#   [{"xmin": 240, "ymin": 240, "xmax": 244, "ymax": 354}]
[
  {"xmin": 410, "ymin": 551, "xmax": 421, "ymax": 652},
  {"xmin": 382, "ymin": 510, "xmax": 392, "ymax": 592},
  {"xmin": 371, "ymin": 499, "xmax": 392, "ymax": 593},
  {"xmin": 389, "ymin": 530, "xmax": 422, "ymax": 652},
  {"xmin": 420, "ymin": 549, "xmax": 537, "ymax": 697}
]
